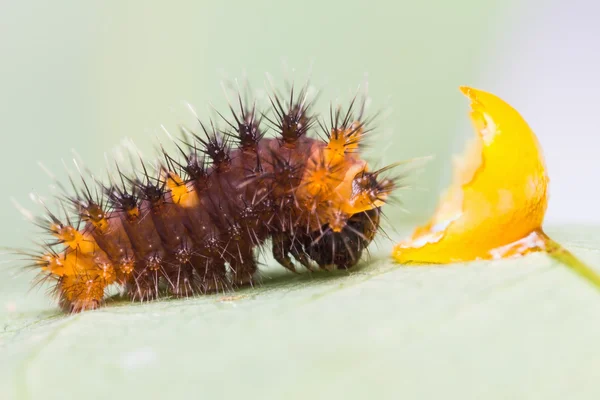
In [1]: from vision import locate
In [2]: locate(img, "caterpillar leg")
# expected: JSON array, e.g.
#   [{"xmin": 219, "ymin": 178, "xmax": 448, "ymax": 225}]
[
  {"xmin": 288, "ymin": 243, "xmax": 315, "ymax": 272},
  {"xmin": 230, "ymin": 257, "xmax": 257, "ymax": 288},
  {"xmin": 272, "ymin": 233, "xmax": 300, "ymax": 273},
  {"xmin": 229, "ymin": 242, "xmax": 258, "ymax": 287},
  {"xmin": 126, "ymin": 268, "xmax": 162, "ymax": 302},
  {"xmin": 192, "ymin": 254, "xmax": 230, "ymax": 293},
  {"xmin": 271, "ymin": 232, "xmax": 317, "ymax": 272},
  {"xmin": 58, "ymin": 275, "xmax": 106, "ymax": 313},
  {"xmin": 165, "ymin": 262, "xmax": 202, "ymax": 297}
]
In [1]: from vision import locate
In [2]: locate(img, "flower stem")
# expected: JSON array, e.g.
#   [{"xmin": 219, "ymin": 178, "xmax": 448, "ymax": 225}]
[{"xmin": 540, "ymin": 231, "xmax": 600, "ymax": 290}]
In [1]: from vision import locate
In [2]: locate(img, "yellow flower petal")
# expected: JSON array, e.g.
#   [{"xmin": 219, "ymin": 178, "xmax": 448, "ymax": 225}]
[
  {"xmin": 394, "ymin": 86, "xmax": 549, "ymax": 262},
  {"xmin": 393, "ymin": 86, "xmax": 600, "ymax": 289}
]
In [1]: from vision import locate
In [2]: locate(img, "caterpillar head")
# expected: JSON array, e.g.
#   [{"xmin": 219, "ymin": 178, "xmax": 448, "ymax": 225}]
[
  {"xmin": 299, "ymin": 121, "xmax": 396, "ymax": 232},
  {"xmin": 325, "ymin": 162, "xmax": 395, "ymax": 232}
]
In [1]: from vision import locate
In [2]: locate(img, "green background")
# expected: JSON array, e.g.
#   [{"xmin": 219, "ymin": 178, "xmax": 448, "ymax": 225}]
[
  {"xmin": 0, "ymin": 0, "xmax": 512, "ymax": 242},
  {"xmin": 3, "ymin": 1, "xmax": 600, "ymax": 399}
]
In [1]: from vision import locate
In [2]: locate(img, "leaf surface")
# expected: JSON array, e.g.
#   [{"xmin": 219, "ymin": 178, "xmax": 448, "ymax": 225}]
[{"xmin": 1, "ymin": 226, "xmax": 599, "ymax": 400}]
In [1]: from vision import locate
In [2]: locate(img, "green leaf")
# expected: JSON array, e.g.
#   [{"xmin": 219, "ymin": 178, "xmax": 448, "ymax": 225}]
[{"xmin": 1, "ymin": 226, "xmax": 599, "ymax": 400}]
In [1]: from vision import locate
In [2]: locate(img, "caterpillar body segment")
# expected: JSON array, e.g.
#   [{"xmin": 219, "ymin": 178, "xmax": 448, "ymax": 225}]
[{"xmin": 26, "ymin": 86, "xmax": 399, "ymax": 312}]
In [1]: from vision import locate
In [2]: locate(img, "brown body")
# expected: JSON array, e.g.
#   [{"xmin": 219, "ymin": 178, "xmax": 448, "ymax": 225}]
[{"xmin": 34, "ymin": 93, "xmax": 393, "ymax": 312}]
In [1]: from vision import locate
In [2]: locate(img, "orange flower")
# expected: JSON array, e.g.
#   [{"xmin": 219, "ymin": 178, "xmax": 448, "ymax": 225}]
[{"xmin": 393, "ymin": 87, "xmax": 600, "ymax": 288}]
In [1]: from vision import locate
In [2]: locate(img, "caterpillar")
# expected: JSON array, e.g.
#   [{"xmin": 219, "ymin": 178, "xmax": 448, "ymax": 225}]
[{"xmin": 18, "ymin": 81, "xmax": 400, "ymax": 312}]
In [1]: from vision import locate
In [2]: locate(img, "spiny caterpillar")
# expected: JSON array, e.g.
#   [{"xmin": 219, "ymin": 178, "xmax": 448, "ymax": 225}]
[{"xmin": 19, "ymin": 82, "xmax": 400, "ymax": 312}]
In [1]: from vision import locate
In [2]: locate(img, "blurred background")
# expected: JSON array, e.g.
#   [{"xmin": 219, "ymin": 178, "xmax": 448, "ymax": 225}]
[{"xmin": 1, "ymin": 0, "xmax": 599, "ymax": 251}]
